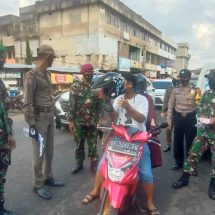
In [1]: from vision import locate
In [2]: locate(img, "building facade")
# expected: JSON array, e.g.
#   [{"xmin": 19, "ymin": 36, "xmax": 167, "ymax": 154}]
[
  {"xmin": 0, "ymin": 0, "xmax": 178, "ymax": 77},
  {"xmin": 174, "ymin": 43, "xmax": 190, "ymax": 74}
]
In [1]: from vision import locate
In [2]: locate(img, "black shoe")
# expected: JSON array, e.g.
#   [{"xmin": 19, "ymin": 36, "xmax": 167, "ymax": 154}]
[
  {"xmin": 208, "ymin": 178, "xmax": 215, "ymax": 200},
  {"xmin": 172, "ymin": 179, "xmax": 188, "ymax": 189},
  {"xmin": 172, "ymin": 172, "xmax": 190, "ymax": 189},
  {"xmin": 192, "ymin": 168, "xmax": 198, "ymax": 177},
  {"xmin": 71, "ymin": 163, "xmax": 83, "ymax": 174},
  {"xmin": 163, "ymin": 145, "xmax": 171, "ymax": 152},
  {"xmin": 171, "ymin": 164, "xmax": 182, "ymax": 171},
  {"xmin": 45, "ymin": 178, "xmax": 65, "ymax": 187},
  {"xmin": 33, "ymin": 187, "xmax": 52, "ymax": 200}
]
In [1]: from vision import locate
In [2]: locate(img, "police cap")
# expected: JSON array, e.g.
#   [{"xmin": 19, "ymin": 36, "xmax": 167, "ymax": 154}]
[
  {"xmin": 37, "ymin": 44, "xmax": 56, "ymax": 58},
  {"xmin": 205, "ymin": 69, "xmax": 215, "ymax": 79},
  {"xmin": 179, "ymin": 69, "xmax": 191, "ymax": 78}
]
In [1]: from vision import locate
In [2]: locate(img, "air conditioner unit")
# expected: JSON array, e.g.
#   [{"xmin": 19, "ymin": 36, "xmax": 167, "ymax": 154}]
[{"xmin": 123, "ymin": 32, "xmax": 130, "ymax": 41}]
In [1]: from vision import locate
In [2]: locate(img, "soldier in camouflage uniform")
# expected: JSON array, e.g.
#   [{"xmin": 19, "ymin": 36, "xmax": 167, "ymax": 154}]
[
  {"xmin": 68, "ymin": 64, "xmax": 102, "ymax": 174},
  {"xmin": 173, "ymin": 69, "xmax": 215, "ymax": 200},
  {"xmin": 0, "ymin": 45, "xmax": 16, "ymax": 215}
]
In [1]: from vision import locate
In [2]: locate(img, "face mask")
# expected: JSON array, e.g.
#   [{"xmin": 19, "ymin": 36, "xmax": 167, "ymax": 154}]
[
  {"xmin": 85, "ymin": 74, "xmax": 93, "ymax": 82},
  {"xmin": 0, "ymin": 60, "xmax": 4, "ymax": 70},
  {"xmin": 180, "ymin": 79, "xmax": 189, "ymax": 86},
  {"xmin": 208, "ymin": 79, "xmax": 215, "ymax": 90}
]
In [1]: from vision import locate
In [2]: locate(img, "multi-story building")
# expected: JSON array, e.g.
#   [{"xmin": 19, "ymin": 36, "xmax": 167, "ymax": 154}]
[
  {"xmin": 174, "ymin": 43, "xmax": 190, "ymax": 74},
  {"xmin": 0, "ymin": 0, "xmax": 178, "ymax": 77}
]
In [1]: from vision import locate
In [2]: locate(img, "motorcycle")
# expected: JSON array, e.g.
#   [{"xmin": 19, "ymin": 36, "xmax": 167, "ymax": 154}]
[
  {"xmin": 8, "ymin": 94, "xmax": 24, "ymax": 111},
  {"xmin": 97, "ymin": 122, "xmax": 168, "ymax": 215}
]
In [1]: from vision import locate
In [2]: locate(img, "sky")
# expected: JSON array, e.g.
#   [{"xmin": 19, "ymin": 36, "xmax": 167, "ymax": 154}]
[{"xmin": 1, "ymin": 0, "xmax": 215, "ymax": 69}]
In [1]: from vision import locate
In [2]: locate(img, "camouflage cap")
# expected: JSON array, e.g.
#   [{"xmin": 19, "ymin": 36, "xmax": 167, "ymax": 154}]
[
  {"xmin": 205, "ymin": 69, "xmax": 215, "ymax": 79},
  {"xmin": 37, "ymin": 44, "xmax": 56, "ymax": 58},
  {"xmin": 179, "ymin": 69, "xmax": 191, "ymax": 78}
]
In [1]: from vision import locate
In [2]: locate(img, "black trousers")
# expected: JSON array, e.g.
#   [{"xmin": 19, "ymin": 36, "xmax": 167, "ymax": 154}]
[{"xmin": 173, "ymin": 111, "xmax": 197, "ymax": 167}]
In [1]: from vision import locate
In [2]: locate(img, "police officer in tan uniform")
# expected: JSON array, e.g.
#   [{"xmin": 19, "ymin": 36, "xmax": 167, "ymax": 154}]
[
  {"xmin": 23, "ymin": 44, "xmax": 64, "ymax": 200},
  {"xmin": 167, "ymin": 69, "xmax": 200, "ymax": 170}
]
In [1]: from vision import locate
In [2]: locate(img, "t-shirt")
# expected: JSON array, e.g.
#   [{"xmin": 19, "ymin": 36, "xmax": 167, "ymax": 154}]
[{"xmin": 113, "ymin": 94, "xmax": 148, "ymax": 131}]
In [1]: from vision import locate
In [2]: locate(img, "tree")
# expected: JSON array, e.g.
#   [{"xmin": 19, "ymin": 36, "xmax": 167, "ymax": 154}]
[{"xmin": 25, "ymin": 38, "xmax": 33, "ymax": 65}]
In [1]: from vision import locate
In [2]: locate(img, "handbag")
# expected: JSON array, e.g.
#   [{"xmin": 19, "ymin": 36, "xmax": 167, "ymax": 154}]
[{"xmin": 147, "ymin": 135, "xmax": 162, "ymax": 168}]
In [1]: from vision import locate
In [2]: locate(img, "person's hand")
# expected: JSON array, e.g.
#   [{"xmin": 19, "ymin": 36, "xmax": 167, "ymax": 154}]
[
  {"xmin": 29, "ymin": 125, "xmax": 39, "ymax": 141},
  {"xmin": 160, "ymin": 112, "xmax": 165, "ymax": 118},
  {"xmin": 210, "ymin": 117, "xmax": 215, "ymax": 125},
  {"xmin": 8, "ymin": 135, "xmax": 16, "ymax": 150},
  {"xmin": 167, "ymin": 122, "xmax": 172, "ymax": 130},
  {"xmin": 69, "ymin": 121, "xmax": 75, "ymax": 133},
  {"xmin": 117, "ymin": 98, "xmax": 130, "ymax": 109}
]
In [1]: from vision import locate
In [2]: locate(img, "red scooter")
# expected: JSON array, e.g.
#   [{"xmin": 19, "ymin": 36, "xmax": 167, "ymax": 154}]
[{"xmin": 97, "ymin": 123, "xmax": 167, "ymax": 215}]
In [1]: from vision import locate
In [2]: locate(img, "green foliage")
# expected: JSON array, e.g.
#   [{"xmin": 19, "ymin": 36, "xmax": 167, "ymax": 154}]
[{"xmin": 25, "ymin": 38, "xmax": 33, "ymax": 65}]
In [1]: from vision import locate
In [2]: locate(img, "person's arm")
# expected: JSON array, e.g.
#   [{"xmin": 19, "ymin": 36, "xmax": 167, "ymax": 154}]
[
  {"xmin": 117, "ymin": 96, "xmax": 148, "ymax": 123},
  {"xmin": 23, "ymin": 71, "xmax": 37, "ymax": 126},
  {"xmin": 167, "ymin": 89, "xmax": 176, "ymax": 128},
  {"xmin": 162, "ymin": 88, "xmax": 171, "ymax": 114},
  {"xmin": 67, "ymin": 82, "xmax": 78, "ymax": 132}
]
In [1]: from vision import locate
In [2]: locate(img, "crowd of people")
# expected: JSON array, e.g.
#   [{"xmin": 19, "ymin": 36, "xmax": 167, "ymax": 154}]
[{"xmin": 0, "ymin": 43, "xmax": 215, "ymax": 215}]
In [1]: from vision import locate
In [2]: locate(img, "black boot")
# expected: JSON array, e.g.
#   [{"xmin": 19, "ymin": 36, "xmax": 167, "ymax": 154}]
[
  {"xmin": 71, "ymin": 162, "xmax": 83, "ymax": 174},
  {"xmin": 172, "ymin": 172, "xmax": 190, "ymax": 189},
  {"xmin": 208, "ymin": 177, "xmax": 215, "ymax": 200},
  {"xmin": 0, "ymin": 203, "xmax": 15, "ymax": 215}
]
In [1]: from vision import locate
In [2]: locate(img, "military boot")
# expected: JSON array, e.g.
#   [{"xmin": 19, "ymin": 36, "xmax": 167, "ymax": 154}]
[
  {"xmin": 208, "ymin": 177, "xmax": 215, "ymax": 200},
  {"xmin": 172, "ymin": 172, "xmax": 190, "ymax": 189},
  {"xmin": 71, "ymin": 162, "xmax": 83, "ymax": 174}
]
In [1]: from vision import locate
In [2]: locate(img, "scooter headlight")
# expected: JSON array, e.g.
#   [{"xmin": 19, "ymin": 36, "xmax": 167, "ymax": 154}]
[{"xmin": 108, "ymin": 166, "xmax": 125, "ymax": 182}]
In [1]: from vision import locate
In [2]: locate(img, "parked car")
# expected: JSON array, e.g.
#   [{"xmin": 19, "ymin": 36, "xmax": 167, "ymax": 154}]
[
  {"xmin": 152, "ymin": 79, "xmax": 172, "ymax": 107},
  {"xmin": 55, "ymin": 72, "xmax": 155, "ymax": 127}
]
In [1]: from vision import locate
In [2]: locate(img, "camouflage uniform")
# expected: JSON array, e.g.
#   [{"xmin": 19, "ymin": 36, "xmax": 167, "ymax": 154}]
[
  {"xmin": 67, "ymin": 80, "xmax": 102, "ymax": 164},
  {"xmin": 184, "ymin": 89, "xmax": 215, "ymax": 177},
  {"xmin": 0, "ymin": 81, "xmax": 12, "ymax": 205}
]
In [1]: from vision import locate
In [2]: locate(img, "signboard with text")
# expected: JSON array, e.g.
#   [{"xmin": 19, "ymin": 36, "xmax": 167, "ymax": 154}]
[{"xmin": 51, "ymin": 73, "xmax": 73, "ymax": 84}]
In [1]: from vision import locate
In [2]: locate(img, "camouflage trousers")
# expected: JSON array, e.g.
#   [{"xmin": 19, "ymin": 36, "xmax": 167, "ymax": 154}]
[
  {"xmin": 74, "ymin": 125, "xmax": 98, "ymax": 164},
  {"xmin": 0, "ymin": 149, "xmax": 11, "ymax": 203},
  {"xmin": 184, "ymin": 135, "xmax": 215, "ymax": 178}
]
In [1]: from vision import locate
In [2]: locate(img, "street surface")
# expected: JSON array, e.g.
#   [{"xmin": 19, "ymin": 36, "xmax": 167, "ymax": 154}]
[{"xmin": 4, "ymin": 111, "xmax": 215, "ymax": 215}]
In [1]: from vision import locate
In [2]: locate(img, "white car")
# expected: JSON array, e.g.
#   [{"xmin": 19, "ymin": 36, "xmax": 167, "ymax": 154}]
[{"xmin": 152, "ymin": 79, "xmax": 172, "ymax": 107}]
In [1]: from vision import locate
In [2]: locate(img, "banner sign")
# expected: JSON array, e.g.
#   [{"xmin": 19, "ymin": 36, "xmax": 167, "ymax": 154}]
[{"xmin": 51, "ymin": 73, "xmax": 73, "ymax": 84}]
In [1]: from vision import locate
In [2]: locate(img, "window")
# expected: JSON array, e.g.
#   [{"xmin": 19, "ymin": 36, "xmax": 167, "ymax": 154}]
[{"xmin": 152, "ymin": 81, "xmax": 172, "ymax": 89}]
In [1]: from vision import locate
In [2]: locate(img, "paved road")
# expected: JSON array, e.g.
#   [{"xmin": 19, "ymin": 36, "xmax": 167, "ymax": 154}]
[{"xmin": 4, "ymin": 112, "xmax": 215, "ymax": 215}]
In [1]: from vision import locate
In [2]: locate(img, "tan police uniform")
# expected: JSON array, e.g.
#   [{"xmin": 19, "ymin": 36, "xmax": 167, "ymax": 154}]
[
  {"xmin": 23, "ymin": 66, "xmax": 55, "ymax": 188},
  {"xmin": 167, "ymin": 84, "xmax": 198, "ymax": 168}
]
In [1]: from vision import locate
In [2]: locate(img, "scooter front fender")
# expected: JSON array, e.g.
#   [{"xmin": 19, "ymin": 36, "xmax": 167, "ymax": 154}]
[{"xmin": 107, "ymin": 182, "xmax": 128, "ymax": 209}]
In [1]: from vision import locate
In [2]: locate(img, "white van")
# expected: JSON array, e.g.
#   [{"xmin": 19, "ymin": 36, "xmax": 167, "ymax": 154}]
[{"xmin": 196, "ymin": 63, "xmax": 215, "ymax": 93}]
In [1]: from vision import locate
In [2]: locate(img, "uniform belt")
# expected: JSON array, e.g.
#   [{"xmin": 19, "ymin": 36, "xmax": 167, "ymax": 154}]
[
  {"xmin": 35, "ymin": 106, "xmax": 53, "ymax": 113},
  {"xmin": 176, "ymin": 110, "xmax": 196, "ymax": 117}
]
